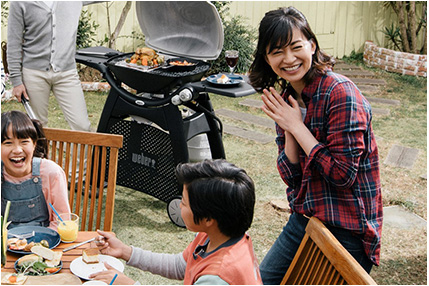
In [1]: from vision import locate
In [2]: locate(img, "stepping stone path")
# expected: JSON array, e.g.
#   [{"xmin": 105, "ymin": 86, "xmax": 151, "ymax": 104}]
[
  {"xmin": 334, "ymin": 61, "xmax": 393, "ymax": 116},
  {"xmin": 334, "ymin": 62, "xmax": 387, "ymax": 96},
  {"xmin": 336, "ymin": 62, "xmax": 423, "ymax": 174}
]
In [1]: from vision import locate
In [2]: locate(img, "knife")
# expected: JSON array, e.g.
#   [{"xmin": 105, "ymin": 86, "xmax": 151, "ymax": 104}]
[{"xmin": 62, "ymin": 237, "xmax": 95, "ymax": 252}]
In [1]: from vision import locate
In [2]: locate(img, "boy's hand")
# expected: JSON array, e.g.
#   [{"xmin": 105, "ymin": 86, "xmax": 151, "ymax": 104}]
[
  {"xmin": 96, "ymin": 230, "xmax": 133, "ymax": 262},
  {"xmin": 89, "ymin": 262, "xmax": 135, "ymax": 285}
]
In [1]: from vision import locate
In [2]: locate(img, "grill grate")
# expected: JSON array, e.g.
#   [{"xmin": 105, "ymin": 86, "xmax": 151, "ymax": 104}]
[{"xmin": 149, "ymin": 63, "xmax": 210, "ymax": 77}]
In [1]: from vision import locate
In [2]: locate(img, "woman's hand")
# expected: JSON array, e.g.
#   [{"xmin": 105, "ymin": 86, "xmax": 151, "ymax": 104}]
[
  {"xmin": 95, "ymin": 230, "xmax": 133, "ymax": 262},
  {"xmin": 261, "ymin": 87, "xmax": 318, "ymax": 156},
  {"xmin": 89, "ymin": 262, "xmax": 135, "ymax": 285},
  {"xmin": 261, "ymin": 87, "xmax": 303, "ymax": 134}
]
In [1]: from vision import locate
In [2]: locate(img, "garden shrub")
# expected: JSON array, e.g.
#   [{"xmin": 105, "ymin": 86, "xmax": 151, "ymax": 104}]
[
  {"xmin": 207, "ymin": 1, "xmax": 257, "ymax": 75},
  {"xmin": 77, "ymin": 10, "xmax": 100, "ymax": 50}
]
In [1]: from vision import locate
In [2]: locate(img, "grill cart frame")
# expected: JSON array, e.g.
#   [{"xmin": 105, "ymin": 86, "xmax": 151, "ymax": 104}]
[{"xmin": 75, "ymin": 2, "xmax": 256, "ymax": 227}]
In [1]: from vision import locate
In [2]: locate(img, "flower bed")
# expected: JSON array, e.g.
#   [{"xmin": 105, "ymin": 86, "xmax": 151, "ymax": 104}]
[{"xmin": 363, "ymin": 41, "xmax": 427, "ymax": 77}]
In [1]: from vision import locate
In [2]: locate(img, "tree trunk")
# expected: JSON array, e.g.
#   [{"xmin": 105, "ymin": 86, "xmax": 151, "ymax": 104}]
[
  {"xmin": 420, "ymin": 2, "xmax": 427, "ymax": 54},
  {"xmin": 408, "ymin": 1, "xmax": 417, "ymax": 54},
  {"xmin": 397, "ymin": 2, "xmax": 410, "ymax": 52},
  {"xmin": 106, "ymin": 3, "xmax": 112, "ymax": 48},
  {"xmin": 108, "ymin": 1, "xmax": 132, "ymax": 50},
  {"xmin": 421, "ymin": 25, "xmax": 427, "ymax": 54}
]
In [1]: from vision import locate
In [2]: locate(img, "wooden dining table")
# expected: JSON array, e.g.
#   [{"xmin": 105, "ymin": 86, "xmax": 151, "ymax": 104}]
[{"xmin": 2, "ymin": 231, "xmax": 113, "ymax": 284}]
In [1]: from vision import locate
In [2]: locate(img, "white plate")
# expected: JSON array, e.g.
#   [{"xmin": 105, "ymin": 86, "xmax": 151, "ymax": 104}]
[{"xmin": 70, "ymin": 255, "xmax": 124, "ymax": 280}]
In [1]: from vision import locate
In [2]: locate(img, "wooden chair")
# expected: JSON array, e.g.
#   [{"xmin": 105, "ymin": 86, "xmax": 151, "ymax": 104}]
[
  {"xmin": 281, "ymin": 216, "xmax": 377, "ymax": 285},
  {"xmin": 43, "ymin": 128, "xmax": 123, "ymax": 232}
]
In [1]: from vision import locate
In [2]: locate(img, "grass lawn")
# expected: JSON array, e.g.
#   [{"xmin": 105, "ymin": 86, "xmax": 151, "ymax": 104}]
[{"xmin": 1, "ymin": 61, "xmax": 426, "ymax": 284}]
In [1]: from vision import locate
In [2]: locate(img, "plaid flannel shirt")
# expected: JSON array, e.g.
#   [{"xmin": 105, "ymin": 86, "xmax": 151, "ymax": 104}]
[{"xmin": 276, "ymin": 71, "xmax": 383, "ymax": 265}]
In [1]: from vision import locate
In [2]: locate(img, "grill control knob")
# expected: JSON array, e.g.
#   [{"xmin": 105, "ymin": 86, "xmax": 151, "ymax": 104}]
[
  {"xmin": 179, "ymin": 89, "xmax": 193, "ymax": 102},
  {"xmin": 171, "ymin": 88, "xmax": 194, "ymax": 105},
  {"xmin": 171, "ymin": 95, "xmax": 182, "ymax": 105}
]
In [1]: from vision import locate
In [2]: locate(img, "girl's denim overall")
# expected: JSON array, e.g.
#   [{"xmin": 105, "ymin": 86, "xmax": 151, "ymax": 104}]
[{"xmin": 1, "ymin": 157, "xmax": 50, "ymax": 228}]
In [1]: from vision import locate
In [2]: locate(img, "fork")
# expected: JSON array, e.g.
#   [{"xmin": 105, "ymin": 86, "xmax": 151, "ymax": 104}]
[{"xmin": 9, "ymin": 231, "xmax": 35, "ymax": 239}]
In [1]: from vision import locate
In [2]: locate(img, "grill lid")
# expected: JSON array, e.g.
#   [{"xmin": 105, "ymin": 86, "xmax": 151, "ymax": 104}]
[{"xmin": 136, "ymin": 1, "xmax": 223, "ymax": 60}]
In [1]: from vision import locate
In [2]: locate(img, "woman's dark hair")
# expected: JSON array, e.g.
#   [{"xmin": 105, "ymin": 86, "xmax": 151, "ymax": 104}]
[
  {"xmin": 175, "ymin": 159, "xmax": 255, "ymax": 238},
  {"xmin": 1, "ymin": 110, "xmax": 48, "ymax": 158},
  {"xmin": 249, "ymin": 6, "xmax": 335, "ymax": 92}
]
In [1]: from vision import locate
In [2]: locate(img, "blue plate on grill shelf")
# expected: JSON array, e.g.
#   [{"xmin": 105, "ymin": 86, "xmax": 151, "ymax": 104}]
[
  {"xmin": 7, "ymin": 226, "xmax": 61, "ymax": 255},
  {"xmin": 206, "ymin": 74, "xmax": 243, "ymax": 87}
]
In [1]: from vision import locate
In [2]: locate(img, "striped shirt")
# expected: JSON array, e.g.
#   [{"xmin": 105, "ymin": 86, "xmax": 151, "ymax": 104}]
[{"xmin": 276, "ymin": 71, "xmax": 383, "ymax": 265}]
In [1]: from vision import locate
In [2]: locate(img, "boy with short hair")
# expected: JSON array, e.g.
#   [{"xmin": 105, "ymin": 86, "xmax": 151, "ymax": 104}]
[{"xmin": 90, "ymin": 159, "xmax": 262, "ymax": 285}]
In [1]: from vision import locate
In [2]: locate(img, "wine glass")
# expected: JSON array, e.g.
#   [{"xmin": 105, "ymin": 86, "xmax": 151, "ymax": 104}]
[{"xmin": 225, "ymin": 50, "xmax": 239, "ymax": 74}]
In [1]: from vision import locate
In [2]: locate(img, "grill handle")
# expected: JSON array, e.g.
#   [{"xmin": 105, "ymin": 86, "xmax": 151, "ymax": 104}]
[{"xmin": 104, "ymin": 67, "xmax": 192, "ymax": 107}]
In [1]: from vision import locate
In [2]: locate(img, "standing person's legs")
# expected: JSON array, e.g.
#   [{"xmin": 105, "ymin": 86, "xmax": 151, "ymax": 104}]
[
  {"xmin": 22, "ymin": 68, "xmax": 51, "ymax": 125},
  {"xmin": 259, "ymin": 213, "xmax": 308, "ymax": 285},
  {"xmin": 326, "ymin": 224, "xmax": 374, "ymax": 273},
  {"xmin": 260, "ymin": 213, "xmax": 374, "ymax": 285},
  {"xmin": 52, "ymin": 68, "xmax": 91, "ymax": 132}
]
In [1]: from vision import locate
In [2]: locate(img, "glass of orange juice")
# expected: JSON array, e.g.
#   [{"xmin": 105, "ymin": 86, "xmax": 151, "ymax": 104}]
[{"xmin": 57, "ymin": 213, "xmax": 79, "ymax": 243}]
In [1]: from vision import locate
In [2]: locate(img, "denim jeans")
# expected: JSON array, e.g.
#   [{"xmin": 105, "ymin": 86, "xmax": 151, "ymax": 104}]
[{"xmin": 259, "ymin": 213, "xmax": 373, "ymax": 285}]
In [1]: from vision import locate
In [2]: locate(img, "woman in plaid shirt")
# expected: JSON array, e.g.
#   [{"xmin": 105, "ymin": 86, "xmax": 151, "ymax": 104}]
[{"xmin": 249, "ymin": 6, "xmax": 382, "ymax": 284}]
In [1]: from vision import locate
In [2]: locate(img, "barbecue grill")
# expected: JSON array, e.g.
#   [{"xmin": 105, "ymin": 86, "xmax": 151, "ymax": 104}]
[{"xmin": 76, "ymin": 1, "xmax": 256, "ymax": 227}]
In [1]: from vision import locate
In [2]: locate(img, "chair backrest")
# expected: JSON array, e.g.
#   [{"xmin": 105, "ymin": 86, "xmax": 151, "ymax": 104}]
[
  {"xmin": 43, "ymin": 128, "xmax": 123, "ymax": 232},
  {"xmin": 281, "ymin": 216, "xmax": 377, "ymax": 285}
]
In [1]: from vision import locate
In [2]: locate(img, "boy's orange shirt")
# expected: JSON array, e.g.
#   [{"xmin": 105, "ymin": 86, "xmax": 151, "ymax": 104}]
[{"xmin": 182, "ymin": 232, "xmax": 262, "ymax": 285}]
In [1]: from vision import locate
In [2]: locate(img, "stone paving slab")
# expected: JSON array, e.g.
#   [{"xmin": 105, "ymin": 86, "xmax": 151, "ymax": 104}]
[
  {"xmin": 334, "ymin": 63, "xmax": 363, "ymax": 70},
  {"xmin": 336, "ymin": 69, "xmax": 376, "ymax": 78},
  {"xmin": 216, "ymin": 108, "xmax": 275, "ymax": 130},
  {"xmin": 348, "ymin": 77, "xmax": 387, "ymax": 86},
  {"xmin": 223, "ymin": 124, "xmax": 274, "ymax": 144},
  {"xmin": 366, "ymin": 97, "xmax": 400, "ymax": 106},
  {"xmin": 384, "ymin": 144, "xmax": 420, "ymax": 169},
  {"xmin": 239, "ymin": 98, "xmax": 263, "ymax": 109},
  {"xmin": 383, "ymin": 206, "xmax": 427, "ymax": 229},
  {"xmin": 358, "ymin": 85, "xmax": 380, "ymax": 94},
  {"xmin": 372, "ymin": 107, "xmax": 391, "ymax": 116},
  {"xmin": 270, "ymin": 199, "xmax": 290, "ymax": 212}
]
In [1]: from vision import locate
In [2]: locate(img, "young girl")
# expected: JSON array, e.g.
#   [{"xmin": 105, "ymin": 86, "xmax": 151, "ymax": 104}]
[
  {"xmin": 1, "ymin": 110, "xmax": 70, "ymax": 230},
  {"xmin": 249, "ymin": 7, "xmax": 382, "ymax": 284}
]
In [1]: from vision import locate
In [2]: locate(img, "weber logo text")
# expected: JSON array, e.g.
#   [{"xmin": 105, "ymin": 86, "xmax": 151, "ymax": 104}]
[{"xmin": 132, "ymin": 152, "xmax": 156, "ymax": 170}]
